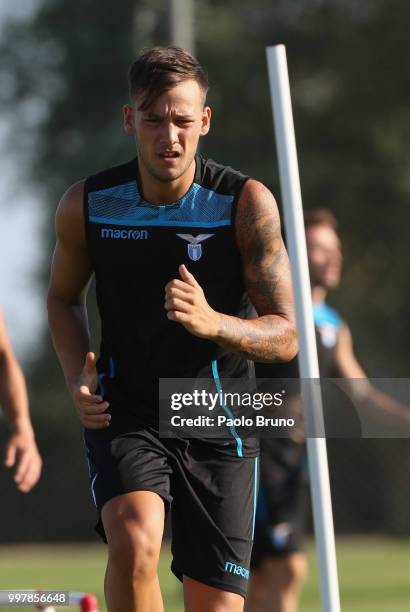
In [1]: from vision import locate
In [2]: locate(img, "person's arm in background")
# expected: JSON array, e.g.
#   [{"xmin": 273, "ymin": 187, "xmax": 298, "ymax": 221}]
[
  {"xmin": 0, "ymin": 309, "xmax": 42, "ymax": 492},
  {"xmin": 47, "ymin": 180, "xmax": 110, "ymax": 430},
  {"xmin": 335, "ymin": 322, "xmax": 410, "ymax": 424}
]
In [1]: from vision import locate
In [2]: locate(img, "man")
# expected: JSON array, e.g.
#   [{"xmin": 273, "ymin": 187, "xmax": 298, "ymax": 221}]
[
  {"xmin": 47, "ymin": 46, "xmax": 297, "ymax": 612},
  {"xmin": 0, "ymin": 308, "xmax": 42, "ymax": 492},
  {"xmin": 247, "ymin": 208, "xmax": 410, "ymax": 612}
]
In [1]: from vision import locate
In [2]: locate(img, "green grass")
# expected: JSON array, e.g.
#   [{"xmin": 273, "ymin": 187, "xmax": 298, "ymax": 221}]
[
  {"xmin": 301, "ymin": 538, "xmax": 410, "ymax": 612},
  {"xmin": 0, "ymin": 538, "xmax": 409, "ymax": 611}
]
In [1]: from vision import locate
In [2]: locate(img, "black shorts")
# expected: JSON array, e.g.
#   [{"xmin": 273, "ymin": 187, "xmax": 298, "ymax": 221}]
[
  {"xmin": 84, "ymin": 423, "xmax": 259, "ymax": 598},
  {"xmin": 250, "ymin": 438, "xmax": 308, "ymax": 568}
]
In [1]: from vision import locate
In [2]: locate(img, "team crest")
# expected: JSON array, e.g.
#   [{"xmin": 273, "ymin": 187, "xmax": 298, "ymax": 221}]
[
  {"xmin": 176, "ymin": 234, "xmax": 214, "ymax": 261},
  {"xmin": 318, "ymin": 324, "xmax": 338, "ymax": 348},
  {"xmin": 270, "ymin": 522, "xmax": 292, "ymax": 551}
]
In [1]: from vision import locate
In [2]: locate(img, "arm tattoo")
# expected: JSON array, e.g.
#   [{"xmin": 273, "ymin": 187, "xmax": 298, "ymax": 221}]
[{"xmin": 216, "ymin": 181, "xmax": 297, "ymax": 363}]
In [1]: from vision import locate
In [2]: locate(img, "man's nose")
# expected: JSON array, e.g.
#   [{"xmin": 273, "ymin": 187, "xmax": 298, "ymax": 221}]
[
  {"xmin": 329, "ymin": 251, "xmax": 342, "ymax": 267},
  {"xmin": 160, "ymin": 121, "xmax": 178, "ymax": 144}
]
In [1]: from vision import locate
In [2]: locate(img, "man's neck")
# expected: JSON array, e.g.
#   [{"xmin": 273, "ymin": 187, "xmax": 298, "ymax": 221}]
[
  {"xmin": 311, "ymin": 285, "xmax": 328, "ymax": 304},
  {"xmin": 137, "ymin": 158, "xmax": 196, "ymax": 205}
]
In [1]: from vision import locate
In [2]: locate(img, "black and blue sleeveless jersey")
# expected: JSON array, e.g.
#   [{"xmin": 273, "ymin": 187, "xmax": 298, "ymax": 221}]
[
  {"xmin": 84, "ymin": 154, "xmax": 254, "ymax": 433},
  {"xmin": 312, "ymin": 302, "xmax": 342, "ymax": 376}
]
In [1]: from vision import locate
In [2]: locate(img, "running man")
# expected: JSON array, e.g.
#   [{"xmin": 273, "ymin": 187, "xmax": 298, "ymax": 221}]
[
  {"xmin": 247, "ymin": 208, "xmax": 409, "ymax": 612},
  {"xmin": 0, "ymin": 308, "xmax": 42, "ymax": 492},
  {"xmin": 47, "ymin": 47, "xmax": 298, "ymax": 612}
]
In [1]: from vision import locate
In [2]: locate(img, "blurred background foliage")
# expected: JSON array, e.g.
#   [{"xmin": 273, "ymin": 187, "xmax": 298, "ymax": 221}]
[{"xmin": 0, "ymin": 0, "xmax": 410, "ymax": 541}]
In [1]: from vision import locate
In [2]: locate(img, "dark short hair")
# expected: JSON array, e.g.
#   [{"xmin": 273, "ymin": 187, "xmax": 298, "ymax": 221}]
[
  {"xmin": 127, "ymin": 46, "xmax": 209, "ymax": 111},
  {"xmin": 304, "ymin": 208, "xmax": 339, "ymax": 232}
]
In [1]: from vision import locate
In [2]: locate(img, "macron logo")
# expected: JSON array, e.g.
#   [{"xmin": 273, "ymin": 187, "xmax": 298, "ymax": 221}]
[
  {"xmin": 224, "ymin": 561, "xmax": 250, "ymax": 580},
  {"xmin": 101, "ymin": 228, "xmax": 149, "ymax": 240}
]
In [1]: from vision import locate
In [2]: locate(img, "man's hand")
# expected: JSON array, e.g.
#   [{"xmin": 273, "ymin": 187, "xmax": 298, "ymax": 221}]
[
  {"xmin": 71, "ymin": 352, "xmax": 111, "ymax": 429},
  {"xmin": 165, "ymin": 264, "xmax": 220, "ymax": 339},
  {"xmin": 4, "ymin": 429, "xmax": 42, "ymax": 493}
]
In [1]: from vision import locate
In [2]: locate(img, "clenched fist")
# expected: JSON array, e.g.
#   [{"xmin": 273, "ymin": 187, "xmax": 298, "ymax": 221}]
[{"xmin": 165, "ymin": 264, "xmax": 220, "ymax": 340}]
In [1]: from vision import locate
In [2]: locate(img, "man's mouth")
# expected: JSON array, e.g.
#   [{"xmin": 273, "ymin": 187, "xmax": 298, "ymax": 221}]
[{"xmin": 158, "ymin": 151, "xmax": 180, "ymax": 159}]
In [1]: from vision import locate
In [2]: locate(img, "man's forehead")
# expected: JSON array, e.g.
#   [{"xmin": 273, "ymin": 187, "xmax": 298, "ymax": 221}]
[
  {"xmin": 307, "ymin": 225, "xmax": 341, "ymax": 247},
  {"xmin": 144, "ymin": 102, "xmax": 197, "ymax": 117},
  {"xmin": 139, "ymin": 80, "xmax": 204, "ymax": 113}
]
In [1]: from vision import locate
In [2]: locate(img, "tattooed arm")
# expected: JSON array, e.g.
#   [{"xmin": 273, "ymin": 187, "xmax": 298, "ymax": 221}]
[
  {"xmin": 214, "ymin": 179, "xmax": 297, "ymax": 362},
  {"xmin": 165, "ymin": 180, "xmax": 298, "ymax": 362}
]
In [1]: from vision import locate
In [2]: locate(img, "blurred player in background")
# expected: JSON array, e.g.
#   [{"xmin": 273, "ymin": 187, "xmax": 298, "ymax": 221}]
[
  {"xmin": 0, "ymin": 307, "xmax": 42, "ymax": 492},
  {"xmin": 247, "ymin": 208, "xmax": 409, "ymax": 612}
]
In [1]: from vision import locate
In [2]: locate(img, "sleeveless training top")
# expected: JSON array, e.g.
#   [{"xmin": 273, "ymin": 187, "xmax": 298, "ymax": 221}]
[{"xmin": 83, "ymin": 154, "xmax": 254, "ymax": 431}]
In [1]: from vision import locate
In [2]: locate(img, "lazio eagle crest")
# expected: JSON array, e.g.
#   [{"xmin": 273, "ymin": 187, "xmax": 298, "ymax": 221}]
[{"xmin": 176, "ymin": 234, "xmax": 215, "ymax": 261}]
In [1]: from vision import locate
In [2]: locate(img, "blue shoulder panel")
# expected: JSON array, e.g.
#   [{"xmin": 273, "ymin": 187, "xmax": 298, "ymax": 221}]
[
  {"xmin": 313, "ymin": 303, "xmax": 342, "ymax": 328},
  {"xmin": 88, "ymin": 181, "xmax": 233, "ymax": 228}
]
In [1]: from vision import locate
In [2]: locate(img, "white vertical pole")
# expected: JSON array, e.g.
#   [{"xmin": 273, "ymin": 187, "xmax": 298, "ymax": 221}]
[
  {"xmin": 266, "ymin": 45, "xmax": 341, "ymax": 612},
  {"xmin": 169, "ymin": 0, "xmax": 195, "ymax": 54}
]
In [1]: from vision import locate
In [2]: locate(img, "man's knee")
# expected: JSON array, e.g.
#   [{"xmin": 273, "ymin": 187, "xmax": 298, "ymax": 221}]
[
  {"xmin": 286, "ymin": 553, "xmax": 307, "ymax": 587},
  {"xmin": 264, "ymin": 552, "xmax": 308, "ymax": 589},
  {"xmin": 184, "ymin": 576, "xmax": 244, "ymax": 612},
  {"xmin": 109, "ymin": 523, "xmax": 159, "ymax": 580},
  {"xmin": 102, "ymin": 492, "xmax": 164, "ymax": 582},
  {"xmin": 214, "ymin": 592, "xmax": 244, "ymax": 612}
]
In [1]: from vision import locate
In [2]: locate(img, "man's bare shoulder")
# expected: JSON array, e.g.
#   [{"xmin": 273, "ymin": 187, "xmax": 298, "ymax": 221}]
[
  {"xmin": 57, "ymin": 179, "xmax": 85, "ymax": 219},
  {"xmin": 235, "ymin": 179, "xmax": 281, "ymax": 253},
  {"xmin": 55, "ymin": 180, "xmax": 86, "ymax": 246},
  {"xmin": 0, "ymin": 308, "xmax": 13, "ymax": 355},
  {"xmin": 237, "ymin": 179, "xmax": 279, "ymax": 219},
  {"xmin": 0, "ymin": 308, "xmax": 6, "ymax": 347}
]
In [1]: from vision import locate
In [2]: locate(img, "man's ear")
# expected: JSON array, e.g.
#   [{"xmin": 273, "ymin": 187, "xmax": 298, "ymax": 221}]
[
  {"xmin": 200, "ymin": 106, "xmax": 211, "ymax": 136},
  {"xmin": 123, "ymin": 104, "xmax": 136, "ymax": 134}
]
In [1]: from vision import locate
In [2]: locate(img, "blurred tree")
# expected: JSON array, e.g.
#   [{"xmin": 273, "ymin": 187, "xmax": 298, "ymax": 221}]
[
  {"xmin": 0, "ymin": 0, "xmax": 169, "ymax": 541},
  {"xmin": 0, "ymin": 0, "xmax": 409, "ymax": 540},
  {"xmin": 197, "ymin": 0, "xmax": 410, "ymax": 378}
]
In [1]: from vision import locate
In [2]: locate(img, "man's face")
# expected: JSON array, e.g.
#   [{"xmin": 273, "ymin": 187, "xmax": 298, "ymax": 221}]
[
  {"xmin": 123, "ymin": 79, "xmax": 211, "ymax": 183},
  {"xmin": 306, "ymin": 224, "xmax": 342, "ymax": 289}
]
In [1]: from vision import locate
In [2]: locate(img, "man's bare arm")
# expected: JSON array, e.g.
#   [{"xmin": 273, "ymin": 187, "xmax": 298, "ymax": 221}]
[
  {"xmin": 0, "ymin": 309, "xmax": 42, "ymax": 491},
  {"xmin": 335, "ymin": 323, "xmax": 410, "ymax": 423},
  {"xmin": 0, "ymin": 310, "xmax": 31, "ymax": 429},
  {"xmin": 335, "ymin": 323, "xmax": 367, "ymax": 380},
  {"xmin": 216, "ymin": 180, "xmax": 297, "ymax": 362},
  {"xmin": 47, "ymin": 181, "xmax": 110, "ymax": 428},
  {"xmin": 47, "ymin": 180, "xmax": 93, "ymax": 389}
]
